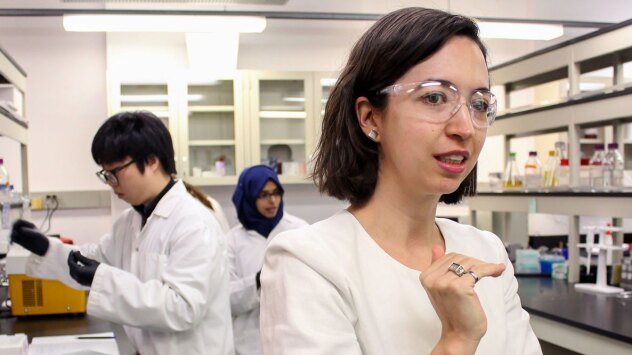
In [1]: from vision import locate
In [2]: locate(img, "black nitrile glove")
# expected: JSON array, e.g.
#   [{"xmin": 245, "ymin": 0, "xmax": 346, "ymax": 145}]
[
  {"xmin": 67, "ymin": 250, "xmax": 100, "ymax": 287},
  {"xmin": 11, "ymin": 219, "xmax": 50, "ymax": 256},
  {"xmin": 256, "ymin": 270, "xmax": 262, "ymax": 290}
]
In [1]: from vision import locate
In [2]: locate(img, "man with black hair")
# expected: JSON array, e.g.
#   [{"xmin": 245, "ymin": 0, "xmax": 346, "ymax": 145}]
[{"xmin": 11, "ymin": 111, "xmax": 234, "ymax": 355}]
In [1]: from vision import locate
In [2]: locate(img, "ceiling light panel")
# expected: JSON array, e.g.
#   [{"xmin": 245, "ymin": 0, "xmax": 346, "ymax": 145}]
[{"xmin": 63, "ymin": 14, "xmax": 266, "ymax": 32}]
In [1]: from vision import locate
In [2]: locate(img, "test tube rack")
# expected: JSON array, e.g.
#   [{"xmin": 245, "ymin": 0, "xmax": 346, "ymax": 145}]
[{"xmin": 575, "ymin": 225, "xmax": 625, "ymax": 294}]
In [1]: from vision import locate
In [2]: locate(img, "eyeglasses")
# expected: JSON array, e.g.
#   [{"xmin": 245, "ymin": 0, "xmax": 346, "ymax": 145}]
[
  {"xmin": 378, "ymin": 80, "xmax": 497, "ymax": 128},
  {"xmin": 96, "ymin": 160, "xmax": 135, "ymax": 186},
  {"xmin": 256, "ymin": 189, "xmax": 283, "ymax": 200}
]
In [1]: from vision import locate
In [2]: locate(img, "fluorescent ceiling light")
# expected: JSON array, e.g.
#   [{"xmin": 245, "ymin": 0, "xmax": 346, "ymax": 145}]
[
  {"xmin": 63, "ymin": 14, "xmax": 266, "ymax": 33},
  {"xmin": 478, "ymin": 22, "xmax": 563, "ymax": 40}
]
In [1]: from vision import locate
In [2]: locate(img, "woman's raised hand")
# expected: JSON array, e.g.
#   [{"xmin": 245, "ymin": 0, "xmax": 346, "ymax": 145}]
[{"xmin": 421, "ymin": 245, "xmax": 505, "ymax": 354}]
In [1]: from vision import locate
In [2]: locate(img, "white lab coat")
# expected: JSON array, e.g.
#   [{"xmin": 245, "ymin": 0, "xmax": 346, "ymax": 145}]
[
  {"xmin": 26, "ymin": 180, "xmax": 234, "ymax": 355},
  {"xmin": 208, "ymin": 196, "xmax": 231, "ymax": 234},
  {"xmin": 227, "ymin": 213, "xmax": 308, "ymax": 355}
]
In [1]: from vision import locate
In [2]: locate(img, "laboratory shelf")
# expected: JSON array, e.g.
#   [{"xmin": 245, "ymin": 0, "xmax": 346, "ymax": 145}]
[
  {"xmin": 0, "ymin": 45, "xmax": 28, "ymax": 194},
  {"xmin": 188, "ymin": 139, "xmax": 236, "ymax": 147},
  {"xmin": 260, "ymin": 139, "xmax": 305, "ymax": 145},
  {"xmin": 0, "ymin": 108, "xmax": 27, "ymax": 144},
  {"xmin": 119, "ymin": 105, "xmax": 169, "ymax": 112},
  {"xmin": 488, "ymin": 86, "xmax": 632, "ymax": 137},
  {"xmin": 470, "ymin": 190, "xmax": 632, "ymax": 218},
  {"xmin": 259, "ymin": 111, "xmax": 307, "ymax": 119},
  {"xmin": 188, "ymin": 105, "xmax": 235, "ymax": 113}
]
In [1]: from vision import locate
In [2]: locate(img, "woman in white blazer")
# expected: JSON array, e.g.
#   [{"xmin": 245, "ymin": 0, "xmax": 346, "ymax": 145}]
[
  {"xmin": 226, "ymin": 165, "xmax": 307, "ymax": 355},
  {"xmin": 260, "ymin": 7, "xmax": 542, "ymax": 355}
]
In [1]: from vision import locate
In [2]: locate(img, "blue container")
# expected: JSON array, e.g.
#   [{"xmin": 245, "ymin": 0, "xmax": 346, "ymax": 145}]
[{"xmin": 540, "ymin": 255, "xmax": 566, "ymax": 274}]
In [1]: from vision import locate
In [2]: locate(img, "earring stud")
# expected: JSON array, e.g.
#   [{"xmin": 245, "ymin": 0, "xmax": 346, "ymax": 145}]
[{"xmin": 367, "ymin": 129, "xmax": 378, "ymax": 141}]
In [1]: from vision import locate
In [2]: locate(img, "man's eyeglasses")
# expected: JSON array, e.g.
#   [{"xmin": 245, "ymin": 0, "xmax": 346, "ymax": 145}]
[
  {"xmin": 378, "ymin": 80, "xmax": 497, "ymax": 129},
  {"xmin": 96, "ymin": 160, "xmax": 135, "ymax": 186},
  {"xmin": 257, "ymin": 189, "xmax": 283, "ymax": 200}
]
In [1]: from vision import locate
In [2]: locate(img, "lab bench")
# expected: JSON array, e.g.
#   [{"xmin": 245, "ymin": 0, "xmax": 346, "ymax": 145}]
[
  {"xmin": 517, "ymin": 277, "xmax": 632, "ymax": 355},
  {"xmin": 0, "ymin": 285, "xmax": 135, "ymax": 354}
]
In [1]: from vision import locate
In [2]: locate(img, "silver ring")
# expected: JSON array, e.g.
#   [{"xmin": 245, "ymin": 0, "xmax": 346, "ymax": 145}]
[
  {"xmin": 468, "ymin": 271, "xmax": 479, "ymax": 284},
  {"xmin": 448, "ymin": 262, "xmax": 466, "ymax": 277}
]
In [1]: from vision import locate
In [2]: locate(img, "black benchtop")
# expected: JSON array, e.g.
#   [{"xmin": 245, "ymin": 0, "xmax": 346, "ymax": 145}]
[{"xmin": 517, "ymin": 277, "xmax": 632, "ymax": 344}]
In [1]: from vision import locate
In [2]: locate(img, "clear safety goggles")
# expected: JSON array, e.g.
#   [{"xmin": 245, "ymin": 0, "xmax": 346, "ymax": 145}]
[{"xmin": 378, "ymin": 80, "xmax": 497, "ymax": 129}]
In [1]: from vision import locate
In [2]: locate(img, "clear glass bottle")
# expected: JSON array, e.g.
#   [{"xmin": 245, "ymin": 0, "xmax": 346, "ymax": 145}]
[
  {"xmin": 543, "ymin": 150, "xmax": 559, "ymax": 187},
  {"xmin": 589, "ymin": 144, "xmax": 605, "ymax": 188},
  {"xmin": 604, "ymin": 142, "xmax": 624, "ymax": 189},
  {"xmin": 524, "ymin": 151, "xmax": 542, "ymax": 188},
  {"xmin": 503, "ymin": 152, "xmax": 523, "ymax": 188}
]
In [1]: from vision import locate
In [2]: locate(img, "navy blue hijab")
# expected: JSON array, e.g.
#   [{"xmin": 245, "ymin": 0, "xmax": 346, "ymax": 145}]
[{"xmin": 232, "ymin": 165, "xmax": 284, "ymax": 238}]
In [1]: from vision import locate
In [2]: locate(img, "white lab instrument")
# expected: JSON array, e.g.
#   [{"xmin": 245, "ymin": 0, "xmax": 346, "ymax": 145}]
[
  {"xmin": 581, "ymin": 226, "xmax": 598, "ymax": 275},
  {"xmin": 575, "ymin": 225, "xmax": 625, "ymax": 294}
]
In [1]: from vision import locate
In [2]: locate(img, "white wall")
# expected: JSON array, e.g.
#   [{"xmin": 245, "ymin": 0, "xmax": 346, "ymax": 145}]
[{"xmin": 0, "ymin": 17, "xmax": 113, "ymax": 241}]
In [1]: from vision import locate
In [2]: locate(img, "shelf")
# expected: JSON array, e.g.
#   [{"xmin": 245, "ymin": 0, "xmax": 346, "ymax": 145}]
[
  {"xmin": 469, "ymin": 191, "xmax": 632, "ymax": 218},
  {"xmin": 489, "ymin": 87, "xmax": 632, "ymax": 137},
  {"xmin": 189, "ymin": 105, "xmax": 234, "ymax": 113},
  {"xmin": 120, "ymin": 105, "xmax": 169, "ymax": 111},
  {"xmin": 260, "ymin": 105, "xmax": 305, "ymax": 111},
  {"xmin": 0, "ymin": 46, "xmax": 26, "ymax": 92},
  {"xmin": 189, "ymin": 140, "xmax": 235, "ymax": 147},
  {"xmin": 580, "ymin": 138, "xmax": 602, "ymax": 144},
  {"xmin": 184, "ymin": 175, "xmax": 238, "ymax": 186},
  {"xmin": 0, "ymin": 108, "xmax": 27, "ymax": 144},
  {"xmin": 259, "ymin": 111, "xmax": 307, "ymax": 119},
  {"xmin": 260, "ymin": 139, "xmax": 305, "ymax": 145}
]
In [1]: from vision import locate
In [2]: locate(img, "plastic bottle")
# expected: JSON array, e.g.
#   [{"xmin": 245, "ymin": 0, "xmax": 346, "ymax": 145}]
[
  {"xmin": 603, "ymin": 143, "xmax": 624, "ymax": 189},
  {"xmin": 579, "ymin": 157, "xmax": 591, "ymax": 187},
  {"xmin": 589, "ymin": 144, "xmax": 605, "ymax": 188},
  {"xmin": 523, "ymin": 151, "xmax": 542, "ymax": 188},
  {"xmin": 502, "ymin": 152, "xmax": 523, "ymax": 188},
  {"xmin": 543, "ymin": 150, "xmax": 559, "ymax": 187},
  {"xmin": 0, "ymin": 158, "xmax": 9, "ymax": 189},
  {"xmin": 553, "ymin": 141, "xmax": 570, "ymax": 188},
  {"xmin": 214, "ymin": 155, "xmax": 226, "ymax": 177}
]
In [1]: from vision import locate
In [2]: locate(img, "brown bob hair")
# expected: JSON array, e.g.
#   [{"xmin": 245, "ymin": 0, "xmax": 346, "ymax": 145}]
[{"xmin": 311, "ymin": 7, "xmax": 488, "ymax": 206}]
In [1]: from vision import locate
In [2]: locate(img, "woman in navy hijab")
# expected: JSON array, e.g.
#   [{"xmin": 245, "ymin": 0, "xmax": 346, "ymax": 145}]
[{"xmin": 226, "ymin": 165, "xmax": 308, "ymax": 355}]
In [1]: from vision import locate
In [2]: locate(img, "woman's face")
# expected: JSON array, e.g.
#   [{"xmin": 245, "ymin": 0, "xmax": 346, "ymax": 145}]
[
  {"xmin": 376, "ymin": 36, "xmax": 489, "ymax": 198},
  {"xmin": 256, "ymin": 180, "xmax": 282, "ymax": 218}
]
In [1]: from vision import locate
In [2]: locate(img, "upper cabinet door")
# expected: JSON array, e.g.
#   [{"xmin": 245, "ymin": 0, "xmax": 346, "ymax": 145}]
[
  {"xmin": 115, "ymin": 82, "xmax": 176, "ymax": 131},
  {"xmin": 179, "ymin": 75, "xmax": 245, "ymax": 185},
  {"xmin": 249, "ymin": 71, "xmax": 314, "ymax": 183},
  {"xmin": 312, "ymin": 72, "xmax": 339, "ymax": 163},
  {"xmin": 108, "ymin": 79, "xmax": 180, "ymax": 171}
]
